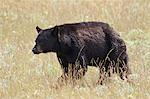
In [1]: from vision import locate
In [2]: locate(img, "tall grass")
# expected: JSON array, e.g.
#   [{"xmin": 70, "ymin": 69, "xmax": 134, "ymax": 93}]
[{"xmin": 0, "ymin": 0, "xmax": 150, "ymax": 98}]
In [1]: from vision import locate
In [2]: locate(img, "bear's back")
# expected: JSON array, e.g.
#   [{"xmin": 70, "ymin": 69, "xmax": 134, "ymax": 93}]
[{"xmin": 58, "ymin": 22, "xmax": 110, "ymax": 64}]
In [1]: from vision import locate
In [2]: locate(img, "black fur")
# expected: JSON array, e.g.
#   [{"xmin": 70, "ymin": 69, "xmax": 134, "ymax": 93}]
[{"xmin": 32, "ymin": 22, "xmax": 130, "ymax": 84}]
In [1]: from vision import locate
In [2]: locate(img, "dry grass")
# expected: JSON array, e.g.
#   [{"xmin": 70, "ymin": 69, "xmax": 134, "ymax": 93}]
[{"xmin": 1, "ymin": 0, "xmax": 150, "ymax": 98}]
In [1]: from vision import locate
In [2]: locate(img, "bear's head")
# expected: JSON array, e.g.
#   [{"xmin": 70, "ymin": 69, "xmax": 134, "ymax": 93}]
[{"xmin": 32, "ymin": 26, "xmax": 59, "ymax": 54}]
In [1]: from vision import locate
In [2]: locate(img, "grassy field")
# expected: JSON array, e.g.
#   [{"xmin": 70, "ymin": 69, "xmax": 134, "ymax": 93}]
[{"xmin": 1, "ymin": 0, "xmax": 150, "ymax": 98}]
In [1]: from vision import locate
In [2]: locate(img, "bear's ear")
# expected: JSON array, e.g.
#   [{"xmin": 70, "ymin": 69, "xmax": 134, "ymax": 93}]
[{"xmin": 36, "ymin": 26, "xmax": 42, "ymax": 33}]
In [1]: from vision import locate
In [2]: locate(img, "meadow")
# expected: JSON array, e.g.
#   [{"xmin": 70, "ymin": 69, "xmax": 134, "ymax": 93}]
[{"xmin": 1, "ymin": 0, "xmax": 150, "ymax": 98}]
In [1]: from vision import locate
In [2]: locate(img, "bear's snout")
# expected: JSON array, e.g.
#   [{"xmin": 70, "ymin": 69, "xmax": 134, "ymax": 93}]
[{"xmin": 32, "ymin": 47, "xmax": 40, "ymax": 54}]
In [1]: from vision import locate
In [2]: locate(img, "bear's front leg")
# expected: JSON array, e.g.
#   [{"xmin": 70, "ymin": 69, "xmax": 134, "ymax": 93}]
[
  {"xmin": 73, "ymin": 55, "xmax": 88, "ymax": 79},
  {"xmin": 57, "ymin": 57, "xmax": 69, "ymax": 84}
]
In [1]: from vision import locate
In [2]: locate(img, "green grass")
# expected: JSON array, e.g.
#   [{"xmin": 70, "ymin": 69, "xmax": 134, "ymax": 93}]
[{"xmin": 0, "ymin": 0, "xmax": 150, "ymax": 98}]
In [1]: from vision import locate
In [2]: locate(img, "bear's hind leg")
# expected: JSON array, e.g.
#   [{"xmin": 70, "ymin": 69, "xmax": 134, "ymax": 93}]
[{"xmin": 118, "ymin": 59, "xmax": 130, "ymax": 81}]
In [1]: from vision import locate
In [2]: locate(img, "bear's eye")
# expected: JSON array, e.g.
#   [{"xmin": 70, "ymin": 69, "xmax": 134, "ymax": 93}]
[
  {"xmin": 38, "ymin": 40, "xmax": 44, "ymax": 44},
  {"xmin": 36, "ymin": 38, "xmax": 43, "ymax": 42}
]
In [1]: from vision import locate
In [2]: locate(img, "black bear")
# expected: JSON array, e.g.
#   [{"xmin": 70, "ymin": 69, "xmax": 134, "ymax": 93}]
[{"xmin": 32, "ymin": 22, "xmax": 130, "ymax": 84}]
